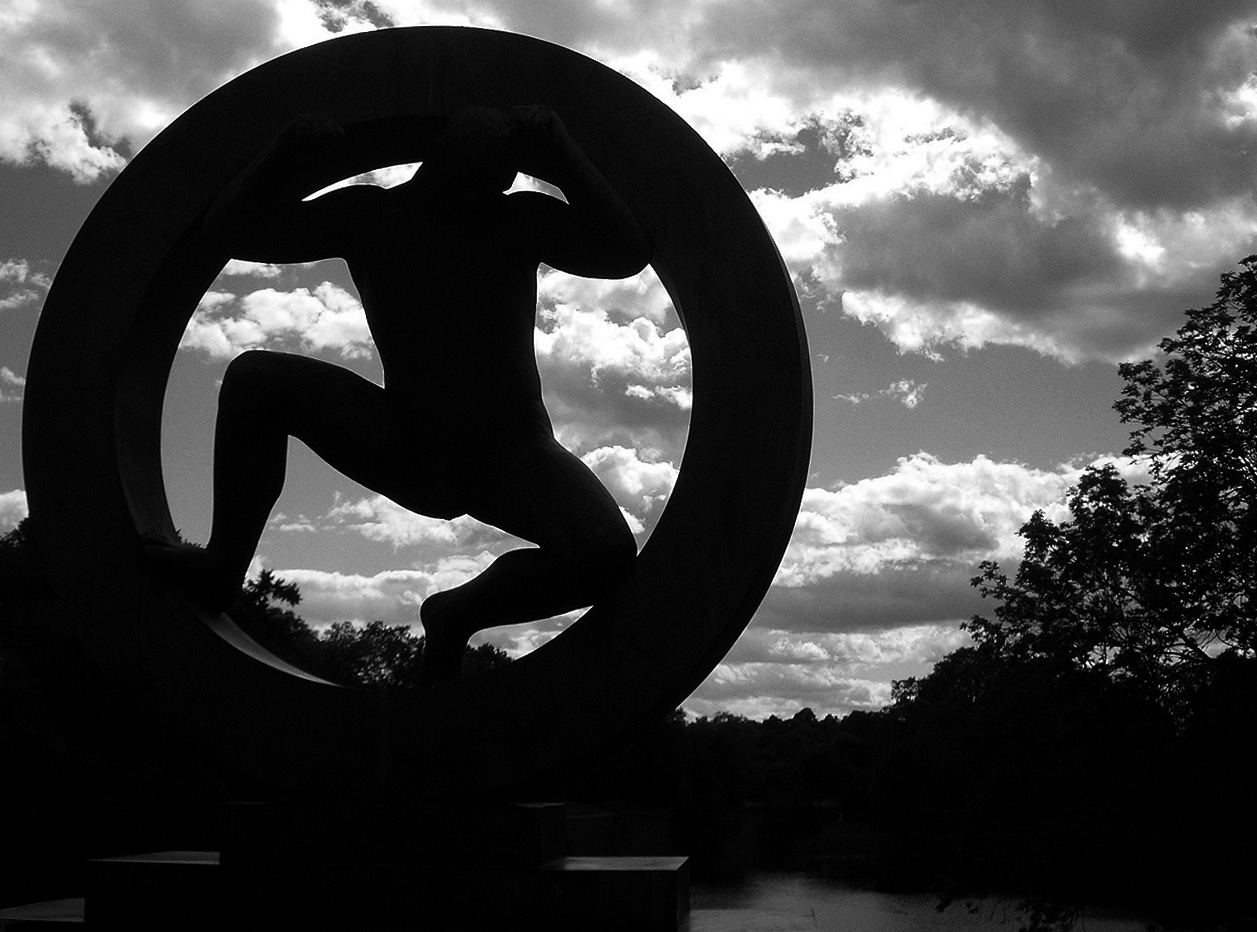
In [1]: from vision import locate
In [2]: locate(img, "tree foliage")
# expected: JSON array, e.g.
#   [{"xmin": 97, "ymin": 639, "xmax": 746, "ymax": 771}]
[
  {"xmin": 226, "ymin": 567, "xmax": 510, "ymax": 687},
  {"xmin": 882, "ymin": 259, "xmax": 1257, "ymax": 920},
  {"xmin": 967, "ymin": 466, "xmax": 1211, "ymax": 713},
  {"xmin": 1116, "ymin": 255, "xmax": 1257, "ymax": 657},
  {"xmin": 960, "ymin": 258, "xmax": 1257, "ymax": 718}
]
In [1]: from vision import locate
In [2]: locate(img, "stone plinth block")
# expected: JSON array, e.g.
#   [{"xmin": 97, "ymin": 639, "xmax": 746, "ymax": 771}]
[
  {"xmin": 0, "ymin": 898, "xmax": 85, "ymax": 930},
  {"xmin": 84, "ymin": 852, "xmax": 218, "ymax": 928},
  {"xmin": 224, "ymin": 800, "xmax": 567, "ymax": 866},
  {"xmin": 84, "ymin": 850, "xmax": 689, "ymax": 930}
]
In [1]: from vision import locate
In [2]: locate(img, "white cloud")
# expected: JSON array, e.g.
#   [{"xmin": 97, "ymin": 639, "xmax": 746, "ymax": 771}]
[
  {"xmin": 0, "ymin": 258, "xmax": 48, "ymax": 287},
  {"xmin": 322, "ymin": 447, "xmax": 677, "ymax": 549},
  {"xmin": 263, "ymin": 551, "xmax": 497, "ymax": 628},
  {"xmin": 534, "ymin": 300, "xmax": 692, "ymax": 458},
  {"xmin": 221, "ymin": 259, "xmax": 285, "ymax": 278},
  {"xmin": 5, "ymin": 0, "xmax": 1254, "ymax": 366},
  {"xmin": 268, "ymin": 550, "xmax": 590, "ymax": 639},
  {"xmin": 0, "ymin": 258, "xmax": 51, "ymax": 311},
  {"xmin": 0, "ymin": 488, "xmax": 28, "ymax": 530},
  {"xmin": 684, "ymin": 621, "xmax": 971, "ymax": 718},
  {"xmin": 623, "ymin": 384, "xmax": 691, "ymax": 410},
  {"xmin": 326, "ymin": 494, "xmax": 518, "ymax": 552},
  {"xmin": 615, "ymin": 55, "xmax": 808, "ymax": 159},
  {"xmin": 537, "ymin": 266, "xmax": 674, "ymax": 325},
  {"xmin": 0, "ymin": 0, "xmax": 290, "ymax": 180},
  {"xmin": 179, "ymin": 282, "xmax": 373, "ymax": 359},
  {"xmin": 467, "ymin": 607, "xmax": 585, "ymax": 660},
  {"xmin": 535, "ymin": 305, "xmax": 689, "ymax": 385},
  {"xmin": 0, "ymin": 366, "xmax": 25, "ymax": 403},
  {"xmin": 835, "ymin": 378, "xmax": 926, "ymax": 409},
  {"xmin": 269, "ymin": 511, "xmax": 318, "ymax": 533},
  {"xmin": 580, "ymin": 445, "xmax": 678, "ymax": 533},
  {"xmin": 748, "ymin": 452, "xmax": 1154, "ymax": 638},
  {"xmin": 776, "ymin": 452, "xmax": 1083, "ymax": 588},
  {"xmin": 840, "ymin": 290, "xmax": 1084, "ymax": 363}
]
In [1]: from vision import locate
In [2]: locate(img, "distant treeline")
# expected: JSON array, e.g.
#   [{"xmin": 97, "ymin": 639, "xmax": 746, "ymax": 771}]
[{"xmin": 226, "ymin": 566, "xmax": 511, "ymax": 687}]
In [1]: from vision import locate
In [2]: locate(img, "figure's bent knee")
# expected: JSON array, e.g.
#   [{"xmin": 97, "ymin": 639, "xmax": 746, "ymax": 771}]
[
  {"xmin": 220, "ymin": 350, "xmax": 277, "ymax": 407},
  {"xmin": 567, "ymin": 519, "xmax": 636, "ymax": 596},
  {"xmin": 222, "ymin": 349, "xmax": 284, "ymax": 388},
  {"xmin": 218, "ymin": 350, "xmax": 312, "ymax": 422}
]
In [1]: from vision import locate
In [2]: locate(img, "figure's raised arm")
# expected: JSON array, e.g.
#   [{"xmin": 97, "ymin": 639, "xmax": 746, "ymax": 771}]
[
  {"xmin": 509, "ymin": 106, "xmax": 652, "ymax": 279},
  {"xmin": 203, "ymin": 113, "xmax": 388, "ymax": 264}
]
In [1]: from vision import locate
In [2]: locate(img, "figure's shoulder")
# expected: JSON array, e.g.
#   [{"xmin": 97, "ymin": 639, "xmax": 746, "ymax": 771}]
[
  {"xmin": 503, "ymin": 190, "xmax": 566, "ymax": 235},
  {"xmin": 505, "ymin": 189, "xmax": 564, "ymax": 213},
  {"xmin": 309, "ymin": 182, "xmax": 390, "ymax": 214}
]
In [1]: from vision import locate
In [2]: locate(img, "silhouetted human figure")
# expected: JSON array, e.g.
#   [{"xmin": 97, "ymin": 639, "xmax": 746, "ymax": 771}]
[{"xmin": 149, "ymin": 105, "xmax": 650, "ymax": 685}]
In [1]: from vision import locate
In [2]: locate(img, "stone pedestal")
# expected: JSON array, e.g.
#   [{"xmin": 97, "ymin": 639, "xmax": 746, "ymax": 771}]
[{"xmin": 76, "ymin": 802, "xmax": 689, "ymax": 931}]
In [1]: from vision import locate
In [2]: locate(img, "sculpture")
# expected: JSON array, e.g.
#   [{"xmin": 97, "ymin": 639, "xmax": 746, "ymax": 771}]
[
  {"xmin": 146, "ymin": 104, "xmax": 648, "ymax": 684},
  {"xmin": 23, "ymin": 27, "xmax": 810, "ymax": 797}
]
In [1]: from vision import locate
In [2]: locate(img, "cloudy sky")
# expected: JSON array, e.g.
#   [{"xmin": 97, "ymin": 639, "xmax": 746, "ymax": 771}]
[{"xmin": 3, "ymin": 1, "xmax": 1256, "ymax": 719}]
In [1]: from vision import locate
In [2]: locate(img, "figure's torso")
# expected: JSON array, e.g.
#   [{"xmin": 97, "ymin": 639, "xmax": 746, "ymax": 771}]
[{"xmin": 343, "ymin": 185, "xmax": 551, "ymax": 441}]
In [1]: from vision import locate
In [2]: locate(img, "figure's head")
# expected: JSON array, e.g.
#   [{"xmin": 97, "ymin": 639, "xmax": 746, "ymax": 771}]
[{"xmin": 426, "ymin": 106, "xmax": 518, "ymax": 193}]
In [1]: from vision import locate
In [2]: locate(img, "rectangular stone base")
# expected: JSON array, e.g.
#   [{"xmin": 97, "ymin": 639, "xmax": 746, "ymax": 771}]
[
  {"xmin": 0, "ymin": 898, "xmax": 85, "ymax": 930},
  {"xmin": 224, "ymin": 800, "xmax": 568, "ymax": 866},
  {"xmin": 84, "ymin": 850, "xmax": 689, "ymax": 930}
]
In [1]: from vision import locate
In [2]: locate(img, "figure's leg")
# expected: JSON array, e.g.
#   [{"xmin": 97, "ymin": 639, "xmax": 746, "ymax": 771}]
[
  {"xmin": 148, "ymin": 350, "xmax": 449, "ymax": 610},
  {"xmin": 418, "ymin": 436, "xmax": 636, "ymax": 684}
]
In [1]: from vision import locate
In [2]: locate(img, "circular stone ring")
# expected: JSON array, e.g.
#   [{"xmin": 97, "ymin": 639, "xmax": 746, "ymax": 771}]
[{"xmin": 23, "ymin": 27, "xmax": 812, "ymax": 796}]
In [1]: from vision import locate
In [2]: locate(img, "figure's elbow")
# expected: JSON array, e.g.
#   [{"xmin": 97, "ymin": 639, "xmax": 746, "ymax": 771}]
[
  {"xmin": 606, "ymin": 225, "xmax": 653, "ymax": 279},
  {"xmin": 627, "ymin": 226, "xmax": 653, "ymax": 275}
]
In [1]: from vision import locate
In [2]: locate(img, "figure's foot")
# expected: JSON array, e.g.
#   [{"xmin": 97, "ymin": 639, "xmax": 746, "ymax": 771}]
[
  {"xmin": 142, "ymin": 538, "xmax": 242, "ymax": 613},
  {"xmin": 418, "ymin": 590, "xmax": 476, "ymax": 687}
]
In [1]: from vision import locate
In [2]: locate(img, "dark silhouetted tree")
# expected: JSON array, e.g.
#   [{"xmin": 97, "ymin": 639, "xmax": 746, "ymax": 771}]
[
  {"xmin": 320, "ymin": 619, "xmax": 423, "ymax": 688},
  {"xmin": 884, "ymin": 259, "xmax": 1257, "ymax": 921},
  {"xmin": 226, "ymin": 569, "xmax": 509, "ymax": 687},
  {"xmin": 964, "ymin": 259, "xmax": 1257, "ymax": 715},
  {"xmin": 228, "ymin": 568, "xmax": 335, "ymax": 679},
  {"xmin": 1116, "ymin": 254, "xmax": 1257, "ymax": 658}
]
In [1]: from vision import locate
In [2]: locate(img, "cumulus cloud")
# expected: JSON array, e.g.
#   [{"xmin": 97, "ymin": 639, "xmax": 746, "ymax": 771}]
[
  {"xmin": 416, "ymin": 1, "xmax": 1257, "ymax": 211},
  {"xmin": 221, "ymin": 259, "xmax": 285, "ymax": 279},
  {"xmin": 0, "ymin": 258, "xmax": 51, "ymax": 311},
  {"xmin": 11, "ymin": 2, "xmax": 1249, "ymax": 362},
  {"xmin": 677, "ymin": 452, "xmax": 1152, "ymax": 717},
  {"xmin": 0, "ymin": 0, "xmax": 290, "ymax": 180},
  {"xmin": 179, "ymin": 282, "xmax": 373, "ymax": 359},
  {"xmin": 261, "ymin": 547, "xmax": 505, "ymax": 627},
  {"xmin": 537, "ymin": 266, "xmax": 675, "ymax": 325},
  {"xmin": 268, "ymin": 511, "xmax": 318, "ymax": 533},
  {"xmin": 779, "ymin": 452, "xmax": 1075, "ymax": 589},
  {"xmin": 535, "ymin": 301, "xmax": 691, "ymax": 456},
  {"xmin": 311, "ymin": 0, "xmax": 395, "ymax": 33},
  {"xmin": 264, "ymin": 565, "xmax": 427, "ymax": 628},
  {"xmin": 835, "ymin": 378, "xmax": 926, "ymax": 409},
  {"xmin": 535, "ymin": 304, "xmax": 689, "ymax": 386},
  {"xmin": 580, "ymin": 445, "xmax": 678, "ymax": 535},
  {"xmin": 685, "ymin": 622, "xmax": 969, "ymax": 718},
  {"xmin": 477, "ymin": 0, "xmax": 1257, "ymax": 362},
  {"xmin": 738, "ymin": 110, "xmax": 1256, "ymax": 363},
  {"xmin": 324, "ymin": 446, "xmax": 679, "ymax": 548},
  {"xmin": 0, "ymin": 367, "xmax": 25, "ymax": 403},
  {"xmin": 264, "ymin": 554, "xmax": 582, "ymax": 657},
  {"xmin": 326, "ymin": 494, "xmax": 518, "ymax": 552},
  {"xmin": 757, "ymin": 452, "xmax": 1152, "ymax": 636},
  {"xmin": 0, "ymin": 488, "xmax": 28, "ymax": 530}
]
